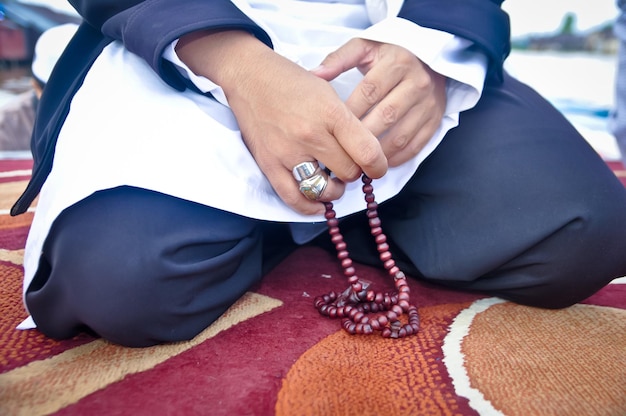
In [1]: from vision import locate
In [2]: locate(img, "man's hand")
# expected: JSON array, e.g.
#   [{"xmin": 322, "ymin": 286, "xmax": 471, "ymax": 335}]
[
  {"xmin": 176, "ymin": 30, "xmax": 388, "ymax": 215},
  {"xmin": 312, "ymin": 38, "xmax": 447, "ymax": 167}
]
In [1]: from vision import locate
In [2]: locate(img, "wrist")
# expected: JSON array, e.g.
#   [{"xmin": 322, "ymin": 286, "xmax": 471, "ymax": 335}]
[{"xmin": 175, "ymin": 29, "xmax": 270, "ymax": 90}]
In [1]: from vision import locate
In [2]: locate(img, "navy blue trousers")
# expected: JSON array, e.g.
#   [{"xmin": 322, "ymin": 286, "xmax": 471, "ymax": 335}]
[{"xmin": 26, "ymin": 73, "xmax": 626, "ymax": 346}]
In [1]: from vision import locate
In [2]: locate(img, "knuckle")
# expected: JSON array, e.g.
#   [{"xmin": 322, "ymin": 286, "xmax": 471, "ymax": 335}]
[
  {"xmin": 323, "ymin": 102, "xmax": 352, "ymax": 134},
  {"xmin": 391, "ymin": 134, "xmax": 409, "ymax": 151},
  {"xmin": 357, "ymin": 141, "xmax": 384, "ymax": 171},
  {"xmin": 359, "ymin": 81, "xmax": 379, "ymax": 105},
  {"xmin": 380, "ymin": 103, "xmax": 398, "ymax": 126},
  {"xmin": 283, "ymin": 191, "xmax": 305, "ymax": 209},
  {"xmin": 332, "ymin": 162, "xmax": 361, "ymax": 182},
  {"xmin": 345, "ymin": 163, "xmax": 363, "ymax": 181},
  {"xmin": 412, "ymin": 74, "xmax": 431, "ymax": 92},
  {"xmin": 394, "ymin": 50, "xmax": 415, "ymax": 68}
]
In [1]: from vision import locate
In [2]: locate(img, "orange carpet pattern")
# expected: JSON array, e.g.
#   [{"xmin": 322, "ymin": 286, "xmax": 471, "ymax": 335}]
[
  {"xmin": 0, "ymin": 159, "xmax": 625, "ymax": 415},
  {"xmin": 462, "ymin": 301, "xmax": 626, "ymax": 415},
  {"xmin": 276, "ymin": 303, "xmax": 472, "ymax": 416}
]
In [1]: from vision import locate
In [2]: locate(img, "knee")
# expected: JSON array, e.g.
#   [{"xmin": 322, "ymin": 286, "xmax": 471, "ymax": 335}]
[
  {"xmin": 487, "ymin": 209, "xmax": 626, "ymax": 309},
  {"xmin": 56, "ymin": 233, "xmax": 263, "ymax": 347},
  {"xmin": 28, "ymin": 187, "xmax": 264, "ymax": 347}
]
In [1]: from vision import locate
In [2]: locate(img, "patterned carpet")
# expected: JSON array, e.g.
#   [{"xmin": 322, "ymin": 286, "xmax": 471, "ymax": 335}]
[{"xmin": 0, "ymin": 159, "xmax": 625, "ymax": 416}]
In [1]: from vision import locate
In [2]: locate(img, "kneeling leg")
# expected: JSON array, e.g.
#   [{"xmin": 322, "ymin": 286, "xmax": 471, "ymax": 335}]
[{"xmin": 26, "ymin": 186, "xmax": 264, "ymax": 347}]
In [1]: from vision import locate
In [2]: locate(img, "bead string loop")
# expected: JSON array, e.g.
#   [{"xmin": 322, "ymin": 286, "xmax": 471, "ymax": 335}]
[{"xmin": 314, "ymin": 175, "xmax": 420, "ymax": 338}]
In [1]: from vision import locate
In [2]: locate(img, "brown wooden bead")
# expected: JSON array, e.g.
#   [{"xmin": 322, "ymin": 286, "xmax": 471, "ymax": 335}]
[
  {"xmin": 374, "ymin": 292, "xmax": 384, "ymax": 304},
  {"xmin": 327, "ymin": 217, "xmax": 339, "ymax": 227},
  {"xmin": 398, "ymin": 300, "xmax": 410, "ymax": 312},
  {"xmin": 337, "ymin": 250, "xmax": 350, "ymax": 260},
  {"xmin": 335, "ymin": 241, "xmax": 347, "ymax": 251},
  {"xmin": 377, "ymin": 242, "xmax": 390, "ymax": 253},
  {"xmin": 368, "ymin": 217, "xmax": 381, "ymax": 228},
  {"xmin": 331, "ymin": 234, "xmax": 343, "ymax": 245},
  {"xmin": 341, "ymin": 258, "xmax": 353, "ymax": 269},
  {"xmin": 328, "ymin": 226, "xmax": 340, "ymax": 235},
  {"xmin": 398, "ymin": 293, "xmax": 410, "ymax": 302},
  {"xmin": 386, "ymin": 311, "xmax": 398, "ymax": 321},
  {"xmin": 370, "ymin": 319, "xmax": 381, "ymax": 331},
  {"xmin": 391, "ymin": 305, "xmax": 403, "ymax": 316},
  {"xmin": 383, "ymin": 259, "xmax": 396, "ymax": 270},
  {"xmin": 343, "ymin": 266, "xmax": 356, "ymax": 277},
  {"xmin": 379, "ymin": 251, "xmax": 392, "ymax": 262},
  {"xmin": 370, "ymin": 226, "xmax": 382, "ymax": 236}
]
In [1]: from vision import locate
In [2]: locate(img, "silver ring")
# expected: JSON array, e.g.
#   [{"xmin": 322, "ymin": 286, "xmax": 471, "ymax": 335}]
[
  {"xmin": 292, "ymin": 161, "xmax": 320, "ymax": 182},
  {"xmin": 298, "ymin": 173, "xmax": 328, "ymax": 201}
]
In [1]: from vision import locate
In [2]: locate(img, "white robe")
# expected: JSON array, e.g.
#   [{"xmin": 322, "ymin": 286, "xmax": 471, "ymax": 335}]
[{"xmin": 19, "ymin": 0, "xmax": 487, "ymax": 328}]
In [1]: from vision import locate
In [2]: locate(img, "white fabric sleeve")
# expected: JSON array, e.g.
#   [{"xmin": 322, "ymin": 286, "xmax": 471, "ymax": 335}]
[{"xmin": 162, "ymin": 16, "xmax": 488, "ymax": 113}]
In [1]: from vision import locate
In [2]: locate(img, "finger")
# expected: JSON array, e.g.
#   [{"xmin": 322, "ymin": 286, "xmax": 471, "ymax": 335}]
[
  {"xmin": 344, "ymin": 58, "xmax": 405, "ymax": 120},
  {"xmin": 385, "ymin": 130, "xmax": 431, "ymax": 167},
  {"xmin": 310, "ymin": 38, "xmax": 373, "ymax": 81},
  {"xmin": 356, "ymin": 77, "xmax": 416, "ymax": 138},
  {"xmin": 379, "ymin": 106, "xmax": 440, "ymax": 167},
  {"xmin": 313, "ymin": 174, "xmax": 346, "ymax": 202},
  {"xmin": 272, "ymin": 167, "xmax": 346, "ymax": 215},
  {"xmin": 326, "ymin": 107, "xmax": 388, "ymax": 180}
]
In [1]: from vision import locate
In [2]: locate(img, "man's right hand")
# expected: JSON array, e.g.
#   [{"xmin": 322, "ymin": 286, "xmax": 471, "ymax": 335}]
[{"xmin": 176, "ymin": 30, "xmax": 388, "ymax": 215}]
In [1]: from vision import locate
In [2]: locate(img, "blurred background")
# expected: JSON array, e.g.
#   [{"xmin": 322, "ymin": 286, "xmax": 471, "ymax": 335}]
[
  {"xmin": 503, "ymin": 0, "xmax": 621, "ymax": 161},
  {"xmin": 0, "ymin": 0, "xmax": 622, "ymax": 160}
]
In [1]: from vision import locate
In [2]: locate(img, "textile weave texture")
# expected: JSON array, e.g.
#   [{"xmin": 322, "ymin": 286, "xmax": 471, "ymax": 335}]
[{"xmin": 0, "ymin": 159, "xmax": 625, "ymax": 416}]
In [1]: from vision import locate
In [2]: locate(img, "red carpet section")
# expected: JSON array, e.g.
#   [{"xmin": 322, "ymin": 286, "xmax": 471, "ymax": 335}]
[{"xmin": 0, "ymin": 158, "xmax": 625, "ymax": 415}]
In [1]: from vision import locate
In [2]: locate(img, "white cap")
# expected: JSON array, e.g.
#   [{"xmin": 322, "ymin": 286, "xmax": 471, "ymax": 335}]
[{"xmin": 31, "ymin": 23, "xmax": 79, "ymax": 84}]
